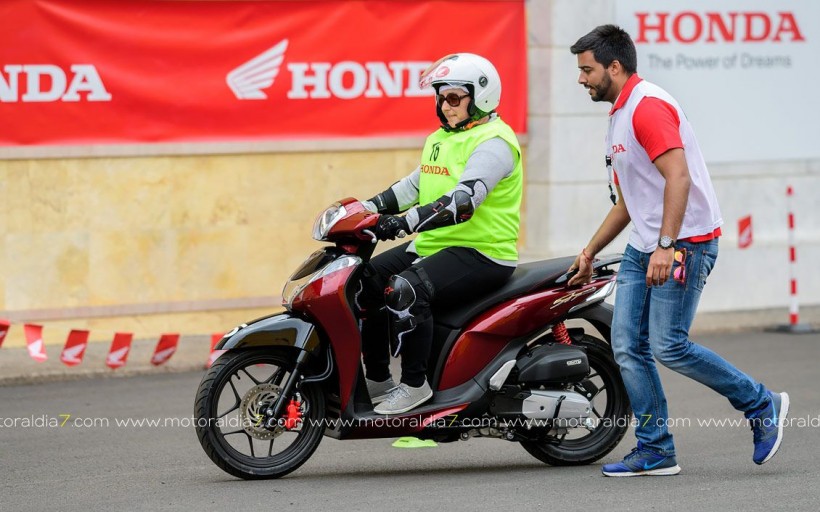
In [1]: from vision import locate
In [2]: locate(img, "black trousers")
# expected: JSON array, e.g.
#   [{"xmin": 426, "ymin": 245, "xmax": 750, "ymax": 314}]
[{"xmin": 360, "ymin": 242, "xmax": 514, "ymax": 387}]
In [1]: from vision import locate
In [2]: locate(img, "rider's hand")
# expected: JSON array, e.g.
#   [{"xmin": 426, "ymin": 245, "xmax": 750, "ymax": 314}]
[
  {"xmin": 567, "ymin": 249, "xmax": 594, "ymax": 286},
  {"xmin": 647, "ymin": 247, "xmax": 674, "ymax": 287},
  {"xmin": 372, "ymin": 215, "xmax": 410, "ymax": 241}
]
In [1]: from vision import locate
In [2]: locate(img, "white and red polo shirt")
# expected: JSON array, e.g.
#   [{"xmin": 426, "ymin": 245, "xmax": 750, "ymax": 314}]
[{"xmin": 606, "ymin": 74, "xmax": 723, "ymax": 252}]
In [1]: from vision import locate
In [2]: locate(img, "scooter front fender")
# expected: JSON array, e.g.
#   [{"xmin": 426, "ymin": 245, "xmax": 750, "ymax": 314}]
[{"xmin": 215, "ymin": 312, "xmax": 321, "ymax": 353}]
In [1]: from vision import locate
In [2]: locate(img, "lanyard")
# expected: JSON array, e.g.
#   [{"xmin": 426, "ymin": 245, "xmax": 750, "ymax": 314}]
[
  {"xmin": 605, "ymin": 155, "xmax": 617, "ymax": 205},
  {"xmin": 605, "ymin": 116, "xmax": 617, "ymax": 205}
]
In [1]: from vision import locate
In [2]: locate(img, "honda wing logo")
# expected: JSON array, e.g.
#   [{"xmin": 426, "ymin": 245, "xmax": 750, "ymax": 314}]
[
  {"xmin": 106, "ymin": 346, "xmax": 129, "ymax": 368},
  {"xmin": 61, "ymin": 343, "xmax": 86, "ymax": 365},
  {"xmin": 226, "ymin": 39, "xmax": 432, "ymax": 101},
  {"xmin": 227, "ymin": 39, "xmax": 289, "ymax": 100},
  {"xmin": 27, "ymin": 338, "xmax": 47, "ymax": 362},
  {"xmin": 151, "ymin": 347, "xmax": 176, "ymax": 365}
]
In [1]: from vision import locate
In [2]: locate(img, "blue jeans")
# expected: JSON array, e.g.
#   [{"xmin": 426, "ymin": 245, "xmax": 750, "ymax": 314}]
[{"xmin": 611, "ymin": 239, "xmax": 768, "ymax": 456}]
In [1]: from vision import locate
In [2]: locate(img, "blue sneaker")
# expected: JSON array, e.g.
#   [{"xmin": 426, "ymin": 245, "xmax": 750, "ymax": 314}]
[
  {"xmin": 748, "ymin": 391, "xmax": 790, "ymax": 465},
  {"xmin": 601, "ymin": 442, "xmax": 681, "ymax": 477}
]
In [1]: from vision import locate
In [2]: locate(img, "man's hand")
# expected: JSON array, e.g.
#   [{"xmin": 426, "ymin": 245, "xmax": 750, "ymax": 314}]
[
  {"xmin": 371, "ymin": 215, "xmax": 410, "ymax": 241},
  {"xmin": 567, "ymin": 249, "xmax": 594, "ymax": 286},
  {"xmin": 647, "ymin": 247, "xmax": 674, "ymax": 286}
]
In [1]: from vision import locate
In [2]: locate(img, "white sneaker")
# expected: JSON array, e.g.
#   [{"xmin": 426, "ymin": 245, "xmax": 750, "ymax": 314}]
[
  {"xmin": 366, "ymin": 377, "xmax": 397, "ymax": 404},
  {"xmin": 373, "ymin": 380, "xmax": 433, "ymax": 415}
]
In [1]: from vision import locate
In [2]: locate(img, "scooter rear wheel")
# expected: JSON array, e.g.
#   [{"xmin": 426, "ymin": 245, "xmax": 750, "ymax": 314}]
[
  {"xmin": 519, "ymin": 335, "xmax": 630, "ymax": 466},
  {"xmin": 194, "ymin": 349, "xmax": 325, "ymax": 479}
]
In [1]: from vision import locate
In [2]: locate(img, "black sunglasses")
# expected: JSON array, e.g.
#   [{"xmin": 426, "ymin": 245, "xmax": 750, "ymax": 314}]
[{"xmin": 436, "ymin": 92, "xmax": 470, "ymax": 107}]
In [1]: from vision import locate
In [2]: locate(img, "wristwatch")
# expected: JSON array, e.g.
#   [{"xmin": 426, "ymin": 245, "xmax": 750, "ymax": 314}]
[{"xmin": 658, "ymin": 235, "xmax": 675, "ymax": 250}]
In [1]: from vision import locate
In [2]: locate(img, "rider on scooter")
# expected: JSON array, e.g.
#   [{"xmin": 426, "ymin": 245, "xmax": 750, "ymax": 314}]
[{"xmin": 360, "ymin": 53, "xmax": 524, "ymax": 415}]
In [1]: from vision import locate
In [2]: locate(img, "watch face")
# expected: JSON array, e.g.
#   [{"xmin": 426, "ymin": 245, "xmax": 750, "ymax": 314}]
[{"xmin": 659, "ymin": 236, "xmax": 674, "ymax": 249}]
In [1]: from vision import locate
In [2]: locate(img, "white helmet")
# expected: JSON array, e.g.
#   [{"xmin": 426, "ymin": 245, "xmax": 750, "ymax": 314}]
[{"xmin": 421, "ymin": 53, "xmax": 502, "ymax": 129}]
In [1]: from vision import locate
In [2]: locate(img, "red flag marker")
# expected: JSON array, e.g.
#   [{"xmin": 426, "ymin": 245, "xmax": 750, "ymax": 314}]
[
  {"xmin": 0, "ymin": 319, "xmax": 10, "ymax": 348},
  {"xmin": 60, "ymin": 329, "xmax": 89, "ymax": 366},
  {"xmin": 151, "ymin": 333, "xmax": 180, "ymax": 365},
  {"xmin": 206, "ymin": 333, "xmax": 226, "ymax": 368},
  {"xmin": 24, "ymin": 324, "xmax": 48, "ymax": 362},
  {"xmin": 738, "ymin": 215, "xmax": 753, "ymax": 249},
  {"xmin": 106, "ymin": 332, "xmax": 133, "ymax": 369}
]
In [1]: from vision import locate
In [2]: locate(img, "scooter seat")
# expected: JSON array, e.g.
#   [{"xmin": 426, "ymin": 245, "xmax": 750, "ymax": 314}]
[{"xmin": 435, "ymin": 255, "xmax": 577, "ymax": 329}]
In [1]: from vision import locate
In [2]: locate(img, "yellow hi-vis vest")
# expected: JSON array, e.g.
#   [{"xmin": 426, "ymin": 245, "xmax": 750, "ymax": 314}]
[{"xmin": 414, "ymin": 118, "xmax": 522, "ymax": 261}]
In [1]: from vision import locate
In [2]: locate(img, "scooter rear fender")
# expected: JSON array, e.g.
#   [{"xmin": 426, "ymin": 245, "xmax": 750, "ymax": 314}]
[{"xmin": 566, "ymin": 301, "xmax": 614, "ymax": 343}]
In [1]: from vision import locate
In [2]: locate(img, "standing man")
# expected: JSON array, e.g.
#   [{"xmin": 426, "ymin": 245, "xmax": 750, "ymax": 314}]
[{"xmin": 567, "ymin": 24, "xmax": 789, "ymax": 477}]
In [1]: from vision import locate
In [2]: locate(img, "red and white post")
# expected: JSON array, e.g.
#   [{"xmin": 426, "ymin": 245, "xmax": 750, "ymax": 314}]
[
  {"xmin": 787, "ymin": 186, "xmax": 799, "ymax": 325},
  {"xmin": 779, "ymin": 186, "xmax": 813, "ymax": 333}
]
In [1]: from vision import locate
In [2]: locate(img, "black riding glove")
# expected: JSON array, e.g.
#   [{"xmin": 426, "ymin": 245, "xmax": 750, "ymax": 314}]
[{"xmin": 372, "ymin": 215, "xmax": 410, "ymax": 241}]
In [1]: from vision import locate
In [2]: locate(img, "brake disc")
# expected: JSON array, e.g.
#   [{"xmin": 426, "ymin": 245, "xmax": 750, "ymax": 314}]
[{"xmin": 240, "ymin": 383, "xmax": 283, "ymax": 440}]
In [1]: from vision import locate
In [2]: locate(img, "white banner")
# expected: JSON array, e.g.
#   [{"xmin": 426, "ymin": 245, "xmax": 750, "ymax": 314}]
[{"xmin": 615, "ymin": 1, "xmax": 819, "ymax": 163}]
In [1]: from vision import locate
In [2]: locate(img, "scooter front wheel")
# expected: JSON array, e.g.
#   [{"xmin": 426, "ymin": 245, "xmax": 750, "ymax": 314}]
[{"xmin": 194, "ymin": 349, "xmax": 325, "ymax": 479}]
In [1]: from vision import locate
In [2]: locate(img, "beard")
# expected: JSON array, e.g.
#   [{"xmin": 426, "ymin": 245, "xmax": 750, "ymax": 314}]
[{"xmin": 590, "ymin": 73, "xmax": 612, "ymax": 102}]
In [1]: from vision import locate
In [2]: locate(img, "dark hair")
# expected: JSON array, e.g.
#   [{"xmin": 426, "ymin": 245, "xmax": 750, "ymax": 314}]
[{"xmin": 570, "ymin": 24, "xmax": 637, "ymax": 74}]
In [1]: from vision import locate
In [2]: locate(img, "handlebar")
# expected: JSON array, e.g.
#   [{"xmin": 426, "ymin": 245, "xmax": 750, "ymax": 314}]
[{"xmin": 360, "ymin": 228, "xmax": 407, "ymax": 244}]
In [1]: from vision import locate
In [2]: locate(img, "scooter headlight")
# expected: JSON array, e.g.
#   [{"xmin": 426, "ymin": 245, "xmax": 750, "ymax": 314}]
[
  {"xmin": 312, "ymin": 203, "xmax": 347, "ymax": 241},
  {"xmin": 282, "ymin": 255, "xmax": 361, "ymax": 308}
]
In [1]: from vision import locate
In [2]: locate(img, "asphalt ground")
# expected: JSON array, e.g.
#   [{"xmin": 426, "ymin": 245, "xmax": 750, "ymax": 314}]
[{"xmin": 1, "ymin": 329, "xmax": 819, "ymax": 511}]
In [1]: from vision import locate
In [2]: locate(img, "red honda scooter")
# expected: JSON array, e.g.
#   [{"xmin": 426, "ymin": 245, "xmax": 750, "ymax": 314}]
[{"xmin": 195, "ymin": 198, "xmax": 630, "ymax": 480}]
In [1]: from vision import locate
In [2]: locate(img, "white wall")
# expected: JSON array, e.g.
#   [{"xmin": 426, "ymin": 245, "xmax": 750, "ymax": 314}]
[{"xmin": 524, "ymin": 0, "xmax": 820, "ymax": 312}]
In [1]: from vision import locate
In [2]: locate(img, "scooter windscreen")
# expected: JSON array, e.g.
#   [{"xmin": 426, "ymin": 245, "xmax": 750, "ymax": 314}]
[{"xmin": 282, "ymin": 249, "xmax": 361, "ymax": 308}]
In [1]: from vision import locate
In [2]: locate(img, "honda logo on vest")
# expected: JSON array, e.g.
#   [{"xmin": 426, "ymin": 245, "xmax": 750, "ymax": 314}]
[
  {"xmin": 635, "ymin": 12, "xmax": 805, "ymax": 44},
  {"xmin": 1, "ymin": 64, "xmax": 112, "ymax": 102},
  {"xmin": 420, "ymin": 164, "xmax": 450, "ymax": 176},
  {"xmin": 612, "ymin": 144, "xmax": 626, "ymax": 154},
  {"xmin": 227, "ymin": 39, "xmax": 434, "ymax": 100}
]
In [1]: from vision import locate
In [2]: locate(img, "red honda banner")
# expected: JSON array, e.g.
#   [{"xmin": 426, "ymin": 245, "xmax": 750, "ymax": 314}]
[
  {"xmin": 0, "ymin": 319, "xmax": 9, "ymax": 348},
  {"xmin": 23, "ymin": 324, "xmax": 48, "ymax": 362},
  {"xmin": 0, "ymin": 0, "xmax": 526, "ymax": 147},
  {"xmin": 738, "ymin": 215, "xmax": 753, "ymax": 249},
  {"xmin": 106, "ymin": 332, "xmax": 133, "ymax": 369},
  {"xmin": 151, "ymin": 333, "xmax": 180, "ymax": 366},
  {"xmin": 60, "ymin": 329, "xmax": 89, "ymax": 366}
]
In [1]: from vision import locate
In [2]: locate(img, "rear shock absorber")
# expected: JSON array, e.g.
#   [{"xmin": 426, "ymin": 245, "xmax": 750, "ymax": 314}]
[{"xmin": 553, "ymin": 321, "xmax": 572, "ymax": 345}]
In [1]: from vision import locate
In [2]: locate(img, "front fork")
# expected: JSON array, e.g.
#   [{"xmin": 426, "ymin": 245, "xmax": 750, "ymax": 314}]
[
  {"xmin": 263, "ymin": 344, "xmax": 334, "ymax": 429},
  {"xmin": 264, "ymin": 350, "xmax": 311, "ymax": 428}
]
